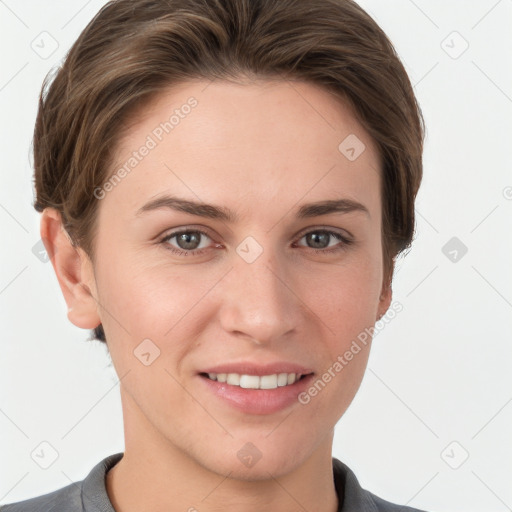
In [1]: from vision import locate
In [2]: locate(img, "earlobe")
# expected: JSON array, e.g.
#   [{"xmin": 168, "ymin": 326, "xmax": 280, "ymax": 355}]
[
  {"xmin": 377, "ymin": 278, "xmax": 393, "ymax": 321},
  {"xmin": 376, "ymin": 256, "xmax": 395, "ymax": 321},
  {"xmin": 40, "ymin": 208, "xmax": 101, "ymax": 330}
]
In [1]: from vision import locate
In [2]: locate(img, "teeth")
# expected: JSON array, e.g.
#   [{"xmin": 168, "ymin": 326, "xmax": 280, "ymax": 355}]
[
  {"xmin": 240, "ymin": 375, "xmax": 260, "ymax": 389},
  {"xmin": 206, "ymin": 372, "xmax": 301, "ymax": 389},
  {"xmin": 226, "ymin": 373, "xmax": 240, "ymax": 386},
  {"xmin": 277, "ymin": 373, "xmax": 289, "ymax": 386}
]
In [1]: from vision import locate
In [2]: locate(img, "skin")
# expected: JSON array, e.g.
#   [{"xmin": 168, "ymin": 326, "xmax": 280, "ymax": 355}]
[{"xmin": 42, "ymin": 79, "xmax": 392, "ymax": 512}]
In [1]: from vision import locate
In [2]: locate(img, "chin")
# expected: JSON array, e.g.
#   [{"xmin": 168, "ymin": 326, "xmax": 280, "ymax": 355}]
[
  {"xmin": 208, "ymin": 455, "xmax": 302, "ymax": 482},
  {"xmin": 195, "ymin": 438, "xmax": 311, "ymax": 481}
]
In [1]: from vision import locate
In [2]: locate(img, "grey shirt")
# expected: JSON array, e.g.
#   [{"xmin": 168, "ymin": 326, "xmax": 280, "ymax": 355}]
[{"xmin": 0, "ymin": 452, "xmax": 428, "ymax": 511}]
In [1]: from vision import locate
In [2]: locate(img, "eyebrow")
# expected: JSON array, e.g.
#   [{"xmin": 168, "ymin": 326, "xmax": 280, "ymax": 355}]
[{"xmin": 136, "ymin": 195, "xmax": 370, "ymax": 221}]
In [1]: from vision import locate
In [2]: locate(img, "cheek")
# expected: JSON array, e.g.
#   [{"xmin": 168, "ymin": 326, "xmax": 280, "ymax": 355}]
[
  {"xmin": 94, "ymin": 252, "xmax": 219, "ymax": 369},
  {"xmin": 299, "ymin": 255, "xmax": 383, "ymax": 335},
  {"xmin": 95, "ymin": 247, "xmax": 188, "ymax": 326}
]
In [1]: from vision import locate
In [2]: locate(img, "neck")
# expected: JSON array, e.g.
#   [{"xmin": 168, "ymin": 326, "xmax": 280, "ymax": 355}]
[{"xmin": 106, "ymin": 389, "xmax": 340, "ymax": 512}]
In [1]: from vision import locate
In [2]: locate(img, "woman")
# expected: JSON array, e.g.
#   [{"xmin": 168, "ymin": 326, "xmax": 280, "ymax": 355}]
[{"xmin": 2, "ymin": 0, "xmax": 427, "ymax": 510}]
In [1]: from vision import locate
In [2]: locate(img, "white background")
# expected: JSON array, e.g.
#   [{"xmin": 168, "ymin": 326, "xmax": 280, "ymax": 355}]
[{"xmin": 1, "ymin": 1, "xmax": 511, "ymax": 511}]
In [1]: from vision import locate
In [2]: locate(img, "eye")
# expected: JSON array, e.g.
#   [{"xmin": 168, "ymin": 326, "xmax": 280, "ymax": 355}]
[
  {"xmin": 294, "ymin": 229, "xmax": 353, "ymax": 254},
  {"xmin": 160, "ymin": 228, "xmax": 215, "ymax": 257},
  {"xmin": 159, "ymin": 227, "xmax": 353, "ymax": 257}
]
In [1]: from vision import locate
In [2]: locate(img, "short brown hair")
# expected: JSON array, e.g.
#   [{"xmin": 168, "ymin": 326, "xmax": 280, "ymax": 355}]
[{"xmin": 33, "ymin": 0, "xmax": 424, "ymax": 344}]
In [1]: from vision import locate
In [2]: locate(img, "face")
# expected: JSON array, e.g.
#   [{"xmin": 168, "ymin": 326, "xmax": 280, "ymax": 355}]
[{"xmin": 66, "ymin": 79, "xmax": 391, "ymax": 479}]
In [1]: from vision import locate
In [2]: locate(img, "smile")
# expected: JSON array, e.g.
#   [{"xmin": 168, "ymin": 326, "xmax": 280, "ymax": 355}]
[{"xmin": 203, "ymin": 372, "xmax": 309, "ymax": 390}]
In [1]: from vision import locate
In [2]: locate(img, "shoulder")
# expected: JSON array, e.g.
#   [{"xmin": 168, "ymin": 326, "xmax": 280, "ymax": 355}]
[
  {"xmin": 0, "ymin": 452, "xmax": 123, "ymax": 512},
  {"xmin": 366, "ymin": 491, "xmax": 430, "ymax": 512},
  {"xmin": 333, "ymin": 457, "xmax": 430, "ymax": 512},
  {"xmin": 0, "ymin": 481, "xmax": 82, "ymax": 512}
]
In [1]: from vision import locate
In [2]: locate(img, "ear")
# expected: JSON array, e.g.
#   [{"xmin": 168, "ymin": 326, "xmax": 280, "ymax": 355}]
[
  {"xmin": 377, "ymin": 279, "xmax": 393, "ymax": 321},
  {"xmin": 40, "ymin": 208, "xmax": 101, "ymax": 330},
  {"xmin": 376, "ymin": 261, "xmax": 394, "ymax": 321}
]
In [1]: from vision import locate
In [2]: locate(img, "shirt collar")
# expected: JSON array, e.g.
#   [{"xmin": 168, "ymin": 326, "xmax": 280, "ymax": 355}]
[{"xmin": 333, "ymin": 457, "xmax": 379, "ymax": 512}]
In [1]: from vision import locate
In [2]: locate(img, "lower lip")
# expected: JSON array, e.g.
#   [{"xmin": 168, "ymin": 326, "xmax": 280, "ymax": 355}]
[{"xmin": 198, "ymin": 373, "xmax": 315, "ymax": 415}]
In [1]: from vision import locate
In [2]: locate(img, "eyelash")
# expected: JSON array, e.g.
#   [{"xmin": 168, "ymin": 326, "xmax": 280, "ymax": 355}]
[{"xmin": 159, "ymin": 227, "xmax": 353, "ymax": 257}]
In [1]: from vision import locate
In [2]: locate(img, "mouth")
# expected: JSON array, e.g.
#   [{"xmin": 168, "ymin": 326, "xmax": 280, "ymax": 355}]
[
  {"xmin": 199, "ymin": 372, "xmax": 313, "ymax": 390},
  {"xmin": 198, "ymin": 368, "xmax": 316, "ymax": 415}
]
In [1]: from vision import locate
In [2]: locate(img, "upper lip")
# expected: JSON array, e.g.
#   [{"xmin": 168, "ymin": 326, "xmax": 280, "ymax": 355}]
[{"xmin": 199, "ymin": 362, "xmax": 314, "ymax": 377}]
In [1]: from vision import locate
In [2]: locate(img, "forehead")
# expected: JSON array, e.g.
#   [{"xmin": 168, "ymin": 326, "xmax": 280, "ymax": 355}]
[{"xmin": 103, "ymin": 79, "xmax": 382, "ymax": 221}]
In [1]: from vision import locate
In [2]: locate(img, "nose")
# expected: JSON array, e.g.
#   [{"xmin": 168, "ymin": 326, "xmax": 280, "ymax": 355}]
[{"xmin": 217, "ymin": 244, "xmax": 301, "ymax": 345}]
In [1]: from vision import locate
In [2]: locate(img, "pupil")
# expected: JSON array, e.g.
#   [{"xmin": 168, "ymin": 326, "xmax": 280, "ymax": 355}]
[
  {"xmin": 308, "ymin": 232, "xmax": 328, "ymax": 249},
  {"xmin": 178, "ymin": 232, "xmax": 199, "ymax": 250}
]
